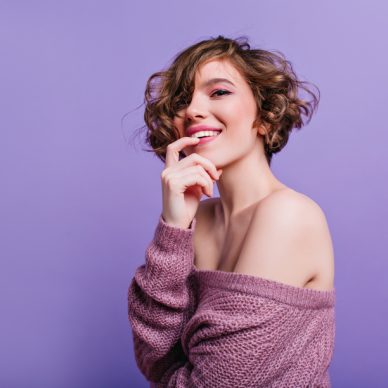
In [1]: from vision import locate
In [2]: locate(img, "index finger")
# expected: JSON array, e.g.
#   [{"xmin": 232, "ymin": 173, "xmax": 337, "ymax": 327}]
[{"xmin": 165, "ymin": 136, "xmax": 200, "ymax": 168}]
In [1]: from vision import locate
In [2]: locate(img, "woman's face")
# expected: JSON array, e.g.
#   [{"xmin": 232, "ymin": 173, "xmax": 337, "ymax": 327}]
[{"xmin": 173, "ymin": 58, "xmax": 264, "ymax": 165}]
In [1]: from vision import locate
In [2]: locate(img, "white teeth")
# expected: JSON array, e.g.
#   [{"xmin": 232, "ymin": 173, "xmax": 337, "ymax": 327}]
[{"xmin": 191, "ymin": 130, "xmax": 221, "ymax": 138}]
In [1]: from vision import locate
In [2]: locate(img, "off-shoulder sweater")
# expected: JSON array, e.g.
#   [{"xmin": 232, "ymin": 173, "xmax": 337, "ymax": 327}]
[{"xmin": 128, "ymin": 215, "xmax": 336, "ymax": 388}]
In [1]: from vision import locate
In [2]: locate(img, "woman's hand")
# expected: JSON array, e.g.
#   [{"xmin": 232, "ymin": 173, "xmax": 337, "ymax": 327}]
[{"xmin": 161, "ymin": 137, "xmax": 223, "ymax": 229}]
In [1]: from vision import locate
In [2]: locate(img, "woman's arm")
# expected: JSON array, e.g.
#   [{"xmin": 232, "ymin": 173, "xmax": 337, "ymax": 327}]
[{"xmin": 128, "ymin": 215, "xmax": 197, "ymax": 384}]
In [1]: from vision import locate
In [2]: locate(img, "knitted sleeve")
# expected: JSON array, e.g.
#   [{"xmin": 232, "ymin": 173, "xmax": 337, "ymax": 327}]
[{"xmin": 127, "ymin": 214, "xmax": 197, "ymax": 384}]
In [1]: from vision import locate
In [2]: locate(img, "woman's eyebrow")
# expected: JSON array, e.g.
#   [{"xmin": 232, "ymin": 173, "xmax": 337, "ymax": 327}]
[{"xmin": 201, "ymin": 78, "xmax": 236, "ymax": 88}]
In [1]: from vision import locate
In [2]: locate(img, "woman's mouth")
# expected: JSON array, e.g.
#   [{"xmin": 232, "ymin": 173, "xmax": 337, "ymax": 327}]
[{"xmin": 192, "ymin": 130, "xmax": 222, "ymax": 145}]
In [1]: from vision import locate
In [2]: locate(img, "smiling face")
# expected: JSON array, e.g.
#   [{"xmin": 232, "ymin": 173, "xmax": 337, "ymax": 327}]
[{"xmin": 173, "ymin": 58, "xmax": 266, "ymax": 166}]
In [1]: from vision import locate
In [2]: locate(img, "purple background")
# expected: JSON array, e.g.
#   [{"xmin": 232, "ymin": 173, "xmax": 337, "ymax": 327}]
[{"xmin": 1, "ymin": 1, "xmax": 387, "ymax": 387}]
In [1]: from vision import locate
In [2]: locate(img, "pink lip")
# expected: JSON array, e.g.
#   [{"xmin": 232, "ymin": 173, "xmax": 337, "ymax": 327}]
[{"xmin": 186, "ymin": 125, "xmax": 222, "ymax": 137}]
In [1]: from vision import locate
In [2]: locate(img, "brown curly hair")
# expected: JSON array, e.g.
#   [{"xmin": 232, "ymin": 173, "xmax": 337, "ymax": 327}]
[{"xmin": 134, "ymin": 34, "xmax": 320, "ymax": 167}]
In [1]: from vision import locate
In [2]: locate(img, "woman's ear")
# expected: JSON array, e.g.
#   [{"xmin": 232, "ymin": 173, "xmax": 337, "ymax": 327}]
[
  {"xmin": 252, "ymin": 116, "xmax": 270, "ymax": 136},
  {"xmin": 257, "ymin": 121, "xmax": 270, "ymax": 137}
]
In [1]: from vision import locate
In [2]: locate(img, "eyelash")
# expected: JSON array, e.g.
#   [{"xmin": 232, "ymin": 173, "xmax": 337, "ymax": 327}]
[{"xmin": 211, "ymin": 89, "xmax": 231, "ymax": 97}]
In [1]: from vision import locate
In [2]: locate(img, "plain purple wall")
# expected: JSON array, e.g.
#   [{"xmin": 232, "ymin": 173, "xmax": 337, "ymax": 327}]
[{"xmin": 1, "ymin": 0, "xmax": 387, "ymax": 387}]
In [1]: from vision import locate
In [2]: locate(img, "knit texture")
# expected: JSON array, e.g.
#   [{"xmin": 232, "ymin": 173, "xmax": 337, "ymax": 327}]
[{"xmin": 128, "ymin": 215, "xmax": 336, "ymax": 387}]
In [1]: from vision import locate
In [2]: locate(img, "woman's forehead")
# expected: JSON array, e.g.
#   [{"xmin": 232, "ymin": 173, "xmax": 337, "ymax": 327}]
[{"xmin": 194, "ymin": 58, "xmax": 242, "ymax": 87}]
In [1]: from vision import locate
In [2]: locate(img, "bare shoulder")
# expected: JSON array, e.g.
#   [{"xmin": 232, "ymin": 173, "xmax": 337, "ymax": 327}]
[
  {"xmin": 233, "ymin": 188, "xmax": 335, "ymax": 291},
  {"xmin": 257, "ymin": 188, "xmax": 329, "ymax": 228}
]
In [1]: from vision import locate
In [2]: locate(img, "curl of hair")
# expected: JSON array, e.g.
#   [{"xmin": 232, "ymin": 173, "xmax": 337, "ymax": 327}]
[{"xmin": 138, "ymin": 35, "xmax": 320, "ymax": 166}]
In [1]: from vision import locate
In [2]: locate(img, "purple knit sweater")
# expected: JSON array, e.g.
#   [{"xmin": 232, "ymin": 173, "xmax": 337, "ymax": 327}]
[{"xmin": 128, "ymin": 215, "xmax": 336, "ymax": 387}]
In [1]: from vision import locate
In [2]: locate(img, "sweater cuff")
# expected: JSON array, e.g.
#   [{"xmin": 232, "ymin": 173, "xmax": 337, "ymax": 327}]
[
  {"xmin": 160, "ymin": 214, "xmax": 196, "ymax": 231},
  {"xmin": 151, "ymin": 214, "xmax": 197, "ymax": 259}
]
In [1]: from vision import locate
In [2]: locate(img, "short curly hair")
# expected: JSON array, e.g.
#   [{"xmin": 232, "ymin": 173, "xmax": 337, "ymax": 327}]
[{"xmin": 136, "ymin": 35, "xmax": 320, "ymax": 167}]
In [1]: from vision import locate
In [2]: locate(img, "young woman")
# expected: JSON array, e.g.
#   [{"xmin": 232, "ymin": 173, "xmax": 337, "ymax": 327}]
[{"xmin": 128, "ymin": 35, "xmax": 336, "ymax": 387}]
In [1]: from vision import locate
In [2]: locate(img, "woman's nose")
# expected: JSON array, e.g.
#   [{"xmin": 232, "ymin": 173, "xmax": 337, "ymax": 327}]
[{"xmin": 185, "ymin": 96, "xmax": 207, "ymax": 120}]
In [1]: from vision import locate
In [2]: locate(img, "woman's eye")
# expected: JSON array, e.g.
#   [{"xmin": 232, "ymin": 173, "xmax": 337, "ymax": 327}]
[{"xmin": 211, "ymin": 89, "xmax": 231, "ymax": 97}]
